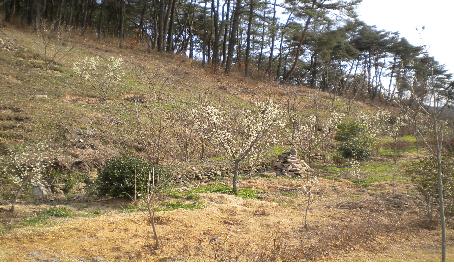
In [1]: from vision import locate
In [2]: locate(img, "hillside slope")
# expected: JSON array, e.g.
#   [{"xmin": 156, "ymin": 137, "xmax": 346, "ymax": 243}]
[
  {"xmin": 0, "ymin": 26, "xmax": 452, "ymax": 262},
  {"xmin": 0, "ymin": 26, "xmax": 373, "ymax": 171}
]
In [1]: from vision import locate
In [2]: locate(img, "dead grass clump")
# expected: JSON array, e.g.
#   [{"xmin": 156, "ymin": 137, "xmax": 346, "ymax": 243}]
[{"xmin": 253, "ymin": 207, "xmax": 269, "ymax": 216}]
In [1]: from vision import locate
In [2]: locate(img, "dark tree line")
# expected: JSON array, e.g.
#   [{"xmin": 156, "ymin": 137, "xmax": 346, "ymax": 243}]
[{"xmin": 2, "ymin": 0, "xmax": 453, "ymax": 103}]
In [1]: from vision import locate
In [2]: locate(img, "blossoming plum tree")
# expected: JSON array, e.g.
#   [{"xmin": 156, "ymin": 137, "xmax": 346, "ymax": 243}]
[
  {"xmin": 193, "ymin": 100, "xmax": 285, "ymax": 194},
  {"xmin": 292, "ymin": 111, "xmax": 345, "ymax": 162},
  {"xmin": 2, "ymin": 143, "xmax": 51, "ymax": 212},
  {"xmin": 73, "ymin": 56, "xmax": 125, "ymax": 100}
]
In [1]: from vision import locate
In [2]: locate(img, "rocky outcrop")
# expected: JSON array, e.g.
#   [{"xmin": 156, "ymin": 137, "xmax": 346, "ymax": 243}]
[{"xmin": 274, "ymin": 148, "xmax": 310, "ymax": 177}]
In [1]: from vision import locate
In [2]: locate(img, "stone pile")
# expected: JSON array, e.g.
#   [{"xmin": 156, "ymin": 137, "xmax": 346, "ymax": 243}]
[{"xmin": 274, "ymin": 147, "xmax": 310, "ymax": 177}]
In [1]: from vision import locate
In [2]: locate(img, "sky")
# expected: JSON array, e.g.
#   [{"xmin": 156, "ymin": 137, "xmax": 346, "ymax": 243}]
[{"xmin": 357, "ymin": 0, "xmax": 454, "ymax": 74}]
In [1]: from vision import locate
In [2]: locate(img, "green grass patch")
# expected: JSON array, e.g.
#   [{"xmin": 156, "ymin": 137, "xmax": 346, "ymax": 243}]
[
  {"xmin": 237, "ymin": 187, "xmax": 259, "ymax": 199},
  {"xmin": 401, "ymin": 134, "xmax": 417, "ymax": 143},
  {"xmin": 164, "ymin": 183, "xmax": 264, "ymax": 200},
  {"xmin": 350, "ymin": 161, "xmax": 406, "ymax": 187},
  {"xmin": 317, "ymin": 160, "xmax": 407, "ymax": 187},
  {"xmin": 361, "ymin": 162, "xmax": 395, "ymax": 175},
  {"xmin": 189, "ymin": 183, "xmax": 261, "ymax": 199},
  {"xmin": 324, "ymin": 165, "xmax": 349, "ymax": 175},
  {"xmin": 78, "ymin": 208, "xmax": 103, "ymax": 217},
  {"xmin": 159, "ymin": 201, "xmax": 203, "ymax": 211},
  {"xmin": 316, "ymin": 164, "xmax": 349, "ymax": 180},
  {"xmin": 44, "ymin": 207, "xmax": 73, "ymax": 217},
  {"xmin": 165, "ymin": 189, "xmax": 201, "ymax": 201},
  {"xmin": 268, "ymin": 145, "xmax": 287, "ymax": 157},
  {"xmin": 378, "ymin": 147, "xmax": 398, "ymax": 157},
  {"xmin": 0, "ymin": 223, "xmax": 6, "ymax": 235},
  {"xmin": 377, "ymin": 134, "xmax": 419, "ymax": 158},
  {"xmin": 191, "ymin": 183, "xmax": 232, "ymax": 194},
  {"xmin": 210, "ymin": 155, "xmax": 227, "ymax": 162},
  {"xmin": 22, "ymin": 207, "xmax": 73, "ymax": 226},
  {"xmin": 121, "ymin": 203, "xmax": 147, "ymax": 213}
]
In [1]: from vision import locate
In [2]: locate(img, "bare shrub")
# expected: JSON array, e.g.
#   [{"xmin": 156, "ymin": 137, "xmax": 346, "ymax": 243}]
[{"xmin": 37, "ymin": 20, "xmax": 74, "ymax": 68}]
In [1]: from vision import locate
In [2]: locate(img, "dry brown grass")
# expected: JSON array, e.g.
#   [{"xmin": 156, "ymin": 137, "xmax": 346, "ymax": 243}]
[{"xmin": 0, "ymin": 177, "xmax": 450, "ymax": 261}]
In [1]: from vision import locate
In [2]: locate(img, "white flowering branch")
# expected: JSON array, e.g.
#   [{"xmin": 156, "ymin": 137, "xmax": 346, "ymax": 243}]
[
  {"xmin": 3, "ymin": 143, "xmax": 51, "ymax": 212},
  {"xmin": 293, "ymin": 111, "xmax": 345, "ymax": 162},
  {"xmin": 192, "ymin": 100, "xmax": 284, "ymax": 194},
  {"xmin": 73, "ymin": 56, "xmax": 125, "ymax": 100}
]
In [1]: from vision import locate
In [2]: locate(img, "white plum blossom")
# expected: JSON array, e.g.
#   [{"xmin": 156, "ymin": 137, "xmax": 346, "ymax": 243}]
[
  {"xmin": 348, "ymin": 159, "xmax": 361, "ymax": 179},
  {"xmin": 193, "ymin": 100, "xmax": 284, "ymax": 161},
  {"xmin": 192, "ymin": 100, "xmax": 285, "ymax": 193},
  {"xmin": 8, "ymin": 142, "xmax": 50, "ymax": 186},
  {"xmin": 72, "ymin": 56, "xmax": 125, "ymax": 100},
  {"xmin": 2, "ymin": 142, "xmax": 52, "ymax": 211},
  {"xmin": 106, "ymin": 56, "xmax": 125, "ymax": 82},
  {"xmin": 356, "ymin": 109, "xmax": 410, "ymax": 139},
  {"xmin": 73, "ymin": 56, "xmax": 100, "ymax": 80}
]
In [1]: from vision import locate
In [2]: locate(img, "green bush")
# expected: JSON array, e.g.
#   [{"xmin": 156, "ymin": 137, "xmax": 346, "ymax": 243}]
[
  {"xmin": 335, "ymin": 121, "xmax": 374, "ymax": 161},
  {"xmin": 96, "ymin": 156, "xmax": 171, "ymax": 199},
  {"xmin": 45, "ymin": 169, "xmax": 91, "ymax": 194}
]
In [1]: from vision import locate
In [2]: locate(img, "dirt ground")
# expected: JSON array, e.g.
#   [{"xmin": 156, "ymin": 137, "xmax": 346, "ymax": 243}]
[{"xmin": 0, "ymin": 177, "xmax": 452, "ymax": 261}]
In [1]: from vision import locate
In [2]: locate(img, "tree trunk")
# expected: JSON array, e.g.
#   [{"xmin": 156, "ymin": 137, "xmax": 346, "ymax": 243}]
[
  {"xmin": 225, "ymin": 0, "xmax": 242, "ymax": 74},
  {"xmin": 96, "ymin": 0, "xmax": 104, "ymax": 39},
  {"xmin": 244, "ymin": 0, "xmax": 254, "ymax": 76},
  {"xmin": 211, "ymin": 0, "xmax": 220, "ymax": 67},
  {"xmin": 257, "ymin": 9, "xmax": 266, "ymax": 71},
  {"xmin": 276, "ymin": 12, "xmax": 292, "ymax": 80},
  {"xmin": 4, "ymin": 0, "xmax": 15, "ymax": 22},
  {"xmin": 34, "ymin": 0, "xmax": 42, "ymax": 31},
  {"xmin": 236, "ymin": 25, "xmax": 243, "ymax": 70},
  {"xmin": 232, "ymin": 160, "xmax": 240, "ymax": 194},
  {"xmin": 188, "ymin": 0, "xmax": 195, "ymax": 58},
  {"xmin": 434, "ymin": 118, "xmax": 446, "ymax": 262},
  {"xmin": 221, "ymin": 0, "xmax": 231, "ymax": 65},
  {"xmin": 267, "ymin": 0, "xmax": 277, "ymax": 74},
  {"xmin": 207, "ymin": 1, "xmax": 213, "ymax": 65},
  {"xmin": 282, "ymin": 0, "xmax": 316, "ymax": 81},
  {"xmin": 166, "ymin": 0, "xmax": 177, "ymax": 52},
  {"xmin": 10, "ymin": 176, "xmax": 31, "ymax": 213},
  {"xmin": 387, "ymin": 56, "xmax": 397, "ymax": 100},
  {"xmin": 119, "ymin": 0, "xmax": 125, "ymax": 48},
  {"xmin": 138, "ymin": 0, "xmax": 147, "ymax": 40},
  {"xmin": 157, "ymin": 0, "xmax": 165, "ymax": 51}
]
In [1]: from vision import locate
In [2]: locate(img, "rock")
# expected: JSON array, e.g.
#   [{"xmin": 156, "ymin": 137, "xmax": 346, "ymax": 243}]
[
  {"xmin": 32, "ymin": 183, "xmax": 50, "ymax": 200},
  {"xmin": 274, "ymin": 148, "xmax": 310, "ymax": 177},
  {"xmin": 34, "ymin": 95, "xmax": 48, "ymax": 100},
  {"xmin": 289, "ymin": 147, "xmax": 297, "ymax": 155},
  {"xmin": 194, "ymin": 172, "xmax": 202, "ymax": 180}
]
